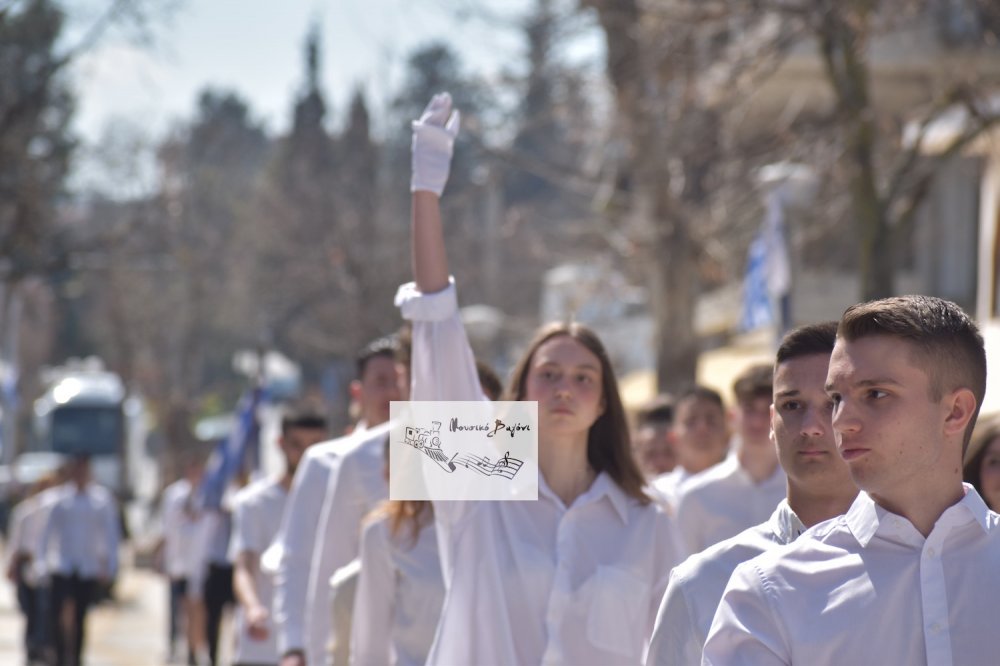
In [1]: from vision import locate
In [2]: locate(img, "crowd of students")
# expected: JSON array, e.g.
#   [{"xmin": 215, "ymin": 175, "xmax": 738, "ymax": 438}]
[{"xmin": 8, "ymin": 91, "xmax": 1000, "ymax": 666}]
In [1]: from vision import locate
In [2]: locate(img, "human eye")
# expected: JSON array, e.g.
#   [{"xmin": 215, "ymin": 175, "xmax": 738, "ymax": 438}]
[
  {"xmin": 576, "ymin": 373, "xmax": 594, "ymax": 385},
  {"xmin": 866, "ymin": 388, "xmax": 888, "ymax": 400},
  {"xmin": 779, "ymin": 400, "xmax": 801, "ymax": 412}
]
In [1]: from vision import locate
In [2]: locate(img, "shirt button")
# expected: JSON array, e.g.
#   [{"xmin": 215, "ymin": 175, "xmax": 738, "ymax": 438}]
[{"xmin": 926, "ymin": 547, "xmax": 936, "ymax": 557}]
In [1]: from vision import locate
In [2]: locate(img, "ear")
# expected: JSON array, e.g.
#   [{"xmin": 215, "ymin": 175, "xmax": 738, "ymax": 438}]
[
  {"xmin": 349, "ymin": 379, "xmax": 362, "ymax": 402},
  {"xmin": 942, "ymin": 388, "xmax": 977, "ymax": 440}
]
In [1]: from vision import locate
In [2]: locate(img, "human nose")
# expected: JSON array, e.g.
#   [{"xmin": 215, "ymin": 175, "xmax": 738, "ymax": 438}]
[
  {"xmin": 801, "ymin": 404, "xmax": 827, "ymax": 438},
  {"xmin": 830, "ymin": 398, "xmax": 859, "ymax": 435}
]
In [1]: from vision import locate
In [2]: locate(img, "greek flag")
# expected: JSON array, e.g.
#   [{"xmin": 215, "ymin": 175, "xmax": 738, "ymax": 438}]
[
  {"xmin": 740, "ymin": 191, "xmax": 791, "ymax": 332},
  {"xmin": 197, "ymin": 387, "xmax": 263, "ymax": 510}
]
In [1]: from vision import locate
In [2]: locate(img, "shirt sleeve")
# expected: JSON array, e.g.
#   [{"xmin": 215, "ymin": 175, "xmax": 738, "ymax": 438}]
[
  {"xmin": 349, "ymin": 521, "xmax": 395, "ymax": 666},
  {"xmin": 272, "ymin": 451, "xmax": 334, "ymax": 654},
  {"xmin": 647, "ymin": 568, "xmax": 703, "ymax": 666},
  {"xmin": 6, "ymin": 502, "xmax": 29, "ymax": 564},
  {"xmin": 702, "ymin": 560, "xmax": 789, "ymax": 666},
  {"xmin": 675, "ymin": 490, "xmax": 707, "ymax": 558},
  {"xmin": 229, "ymin": 495, "xmax": 251, "ymax": 561}
]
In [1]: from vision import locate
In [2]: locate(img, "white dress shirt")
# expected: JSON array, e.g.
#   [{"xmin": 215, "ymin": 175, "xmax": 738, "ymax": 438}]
[
  {"xmin": 674, "ymin": 453, "xmax": 786, "ymax": 556},
  {"xmin": 650, "ymin": 467, "xmax": 695, "ymax": 510},
  {"xmin": 398, "ymin": 281, "xmax": 683, "ymax": 664},
  {"xmin": 230, "ymin": 476, "xmax": 287, "ymax": 665},
  {"xmin": 6, "ymin": 491, "xmax": 58, "ymax": 586},
  {"xmin": 40, "ymin": 482, "xmax": 120, "ymax": 579},
  {"xmin": 350, "ymin": 516, "xmax": 444, "ymax": 666},
  {"xmin": 306, "ymin": 425, "xmax": 389, "ymax": 666},
  {"xmin": 704, "ymin": 485, "xmax": 1000, "ymax": 666},
  {"xmin": 272, "ymin": 430, "xmax": 365, "ymax": 663},
  {"xmin": 646, "ymin": 500, "xmax": 804, "ymax": 666}
]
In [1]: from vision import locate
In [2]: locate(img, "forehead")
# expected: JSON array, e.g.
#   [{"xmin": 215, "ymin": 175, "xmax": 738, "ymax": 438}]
[
  {"xmin": 774, "ymin": 353, "xmax": 831, "ymax": 393},
  {"xmin": 361, "ymin": 354, "xmax": 397, "ymax": 378},
  {"xmin": 531, "ymin": 335, "xmax": 601, "ymax": 369},
  {"xmin": 676, "ymin": 395, "xmax": 724, "ymax": 418},
  {"xmin": 827, "ymin": 335, "xmax": 928, "ymax": 387}
]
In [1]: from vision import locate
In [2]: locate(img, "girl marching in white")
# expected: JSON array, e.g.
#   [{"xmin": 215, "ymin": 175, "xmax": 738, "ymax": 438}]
[{"xmin": 396, "ymin": 92, "xmax": 683, "ymax": 664}]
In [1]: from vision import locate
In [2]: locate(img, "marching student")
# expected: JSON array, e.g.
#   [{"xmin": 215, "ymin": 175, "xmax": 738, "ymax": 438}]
[
  {"xmin": 398, "ymin": 92, "xmax": 682, "ymax": 664},
  {"xmin": 274, "ymin": 337, "xmax": 407, "ymax": 666},
  {"xmin": 651, "ymin": 386, "xmax": 729, "ymax": 508},
  {"xmin": 632, "ymin": 394, "xmax": 678, "ymax": 480},
  {"xmin": 963, "ymin": 414, "xmax": 1000, "ymax": 512},
  {"xmin": 646, "ymin": 321, "xmax": 858, "ymax": 664},
  {"xmin": 230, "ymin": 408, "xmax": 327, "ymax": 666},
  {"xmin": 674, "ymin": 364, "xmax": 787, "ymax": 556},
  {"xmin": 704, "ymin": 295, "xmax": 999, "ymax": 665},
  {"xmin": 39, "ymin": 454, "xmax": 121, "ymax": 666}
]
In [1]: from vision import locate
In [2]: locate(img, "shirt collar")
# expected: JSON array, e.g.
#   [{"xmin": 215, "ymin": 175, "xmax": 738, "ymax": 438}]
[
  {"xmin": 769, "ymin": 499, "xmax": 806, "ymax": 544},
  {"xmin": 846, "ymin": 483, "xmax": 992, "ymax": 548},
  {"xmin": 540, "ymin": 471, "xmax": 632, "ymax": 525}
]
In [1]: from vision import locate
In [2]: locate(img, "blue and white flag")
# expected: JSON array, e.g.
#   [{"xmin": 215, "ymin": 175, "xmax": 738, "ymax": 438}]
[
  {"xmin": 740, "ymin": 191, "xmax": 791, "ymax": 332},
  {"xmin": 197, "ymin": 387, "xmax": 263, "ymax": 510}
]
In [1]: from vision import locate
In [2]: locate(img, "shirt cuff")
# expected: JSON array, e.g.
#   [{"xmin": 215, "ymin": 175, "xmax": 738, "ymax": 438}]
[{"xmin": 394, "ymin": 279, "xmax": 458, "ymax": 322}]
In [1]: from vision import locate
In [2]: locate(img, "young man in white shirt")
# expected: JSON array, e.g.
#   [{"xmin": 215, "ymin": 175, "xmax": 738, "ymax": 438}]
[
  {"xmin": 647, "ymin": 321, "xmax": 858, "ymax": 665},
  {"xmin": 651, "ymin": 386, "xmax": 729, "ymax": 507},
  {"xmin": 675, "ymin": 364, "xmax": 787, "ymax": 556},
  {"xmin": 633, "ymin": 395, "xmax": 678, "ymax": 480},
  {"xmin": 40, "ymin": 454, "xmax": 121, "ymax": 666},
  {"xmin": 274, "ymin": 337, "xmax": 406, "ymax": 666},
  {"xmin": 231, "ymin": 408, "xmax": 327, "ymax": 666},
  {"xmin": 705, "ymin": 295, "xmax": 997, "ymax": 665}
]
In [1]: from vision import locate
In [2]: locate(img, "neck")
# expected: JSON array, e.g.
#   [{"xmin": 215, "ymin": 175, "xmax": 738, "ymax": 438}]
[
  {"xmin": 539, "ymin": 431, "xmax": 596, "ymax": 507},
  {"xmin": 281, "ymin": 471, "xmax": 295, "ymax": 491},
  {"xmin": 737, "ymin": 443, "xmax": 779, "ymax": 483},
  {"xmin": 787, "ymin": 484, "xmax": 859, "ymax": 528},
  {"xmin": 871, "ymin": 480, "xmax": 965, "ymax": 537}
]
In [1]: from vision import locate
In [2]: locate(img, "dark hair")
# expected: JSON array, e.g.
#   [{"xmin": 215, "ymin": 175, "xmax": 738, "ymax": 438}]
[
  {"xmin": 839, "ymin": 295, "xmax": 986, "ymax": 451},
  {"xmin": 281, "ymin": 407, "xmax": 328, "ymax": 436},
  {"xmin": 475, "ymin": 359, "xmax": 503, "ymax": 401},
  {"xmin": 776, "ymin": 321, "xmax": 838, "ymax": 366},
  {"xmin": 635, "ymin": 394, "xmax": 675, "ymax": 429},
  {"xmin": 733, "ymin": 364, "xmax": 774, "ymax": 404},
  {"xmin": 356, "ymin": 335, "xmax": 401, "ymax": 379},
  {"xmin": 504, "ymin": 322, "xmax": 650, "ymax": 504},
  {"xmin": 963, "ymin": 414, "xmax": 1000, "ymax": 498},
  {"xmin": 675, "ymin": 385, "xmax": 725, "ymax": 411}
]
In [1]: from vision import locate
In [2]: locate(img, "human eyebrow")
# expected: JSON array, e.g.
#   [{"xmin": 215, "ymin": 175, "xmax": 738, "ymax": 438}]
[{"xmin": 774, "ymin": 389, "xmax": 801, "ymax": 399}]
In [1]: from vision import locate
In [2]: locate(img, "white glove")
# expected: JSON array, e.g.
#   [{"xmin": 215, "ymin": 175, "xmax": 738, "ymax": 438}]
[{"xmin": 411, "ymin": 92, "xmax": 460, "ymax": 196}]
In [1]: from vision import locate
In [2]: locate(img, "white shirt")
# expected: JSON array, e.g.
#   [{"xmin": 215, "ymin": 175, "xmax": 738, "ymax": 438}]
[
  {"xmin": 6, "ymin": 491, "xmax": 58, "ymax": 586},
  {"xmin": 40, "ymin": 482, "xmax": 120, "ymax": 579},
  {"xmin": 398, "ymin": 281, "xmax": 683, "ymax": 664},
  {"xmin": 229, "ymin": 476, "xmax": 287, "ymax": 665},
  {"xmin": 350, "ymin": 516, "xmax": 444, "ymax": 666},
  {"xmin": 162, "ymin": 479, "xmax": 199, "ymax": 579},
  {"xmin": 329, "ymin": 559, "xmax": 361, "ymax": 666},
  {"xmin": 674, "ymin": 453, "xmax": 786, "ymax": 556},
  {"xmin": 308, "ymin": 425, "xmax": 389, "ymax": 666},
  {"xmin": 650, "ymin": 467, "xmax": 694, "ymax": 510},
  {"xmin": 272, "ymin": 432, "xmax": 359, "ymax": 662},
  {"xmin": 703, "ymin": 486, "xmax": 1000, "ymax": 666},
  {"xmin": 646, "ymin": 500, "xmax": 804, "ymax": 666}
]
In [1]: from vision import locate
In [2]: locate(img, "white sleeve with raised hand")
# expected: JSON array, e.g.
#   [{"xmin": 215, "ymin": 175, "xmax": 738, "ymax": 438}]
[
  {"xmin": 702, "ymin": 561, "xmax": 789, "ymax": 666},
  {"xmin": 350, "ymin": 521, "xmax": 395, "ymax": 666},
  {"xmin": 272, "ymin": 450, "xmax": 335, "ymax": 656}
]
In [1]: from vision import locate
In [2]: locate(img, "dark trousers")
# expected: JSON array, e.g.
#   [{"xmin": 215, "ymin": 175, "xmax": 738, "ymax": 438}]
[
  {"xmin": 15, "ymin": 576, "xmax": 39, "ymax": 656},
  {"xmin": 51, "ymin": 573, "xmax": 98, "ymax": 666},
  {"xmin": 203, "ymin": 563, "xmax": 234, "ymax": 666},
  {"xmin": 168, "ymin": 577, "xmax": 188, "ymax": 656}
]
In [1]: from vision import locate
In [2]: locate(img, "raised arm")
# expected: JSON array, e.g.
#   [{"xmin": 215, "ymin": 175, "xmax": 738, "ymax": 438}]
[{"xmin": 411, "ymin": 93, "xmax": 459, "ymax": 294}]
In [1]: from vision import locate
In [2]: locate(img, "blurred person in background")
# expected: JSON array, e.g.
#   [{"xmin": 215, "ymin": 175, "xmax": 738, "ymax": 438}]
[
  {"xmin": 674, "ymin": 365, "xmax": 786, "ymax": 556},
  {"xmin": 230, "ymin": 408, "xmax": 328, "ymax": 666},
  {"xmin": 274, "ymin": 335, "xmax": 407, "ymax": 666},
  {"xmin": 39, "ymin": 454, "xmax": 120, "ymax": 666},
  {"xmin": 632, "ymin": 394, "xmax": 677, "ymax": 480},
  {"xmin": 963, "ymin": 413, "xmax": 1000, "ymax": 511},
  {"xmin": 349, "ymin": 362, "xmax": 501, "ymax": 666},
  {"xmin": 651, "ymin": 386, "xmax": 729, "ymax": 508},
  {"xmin": 5, "ymin": 470, "xmax": 62, "ymax": 663}
]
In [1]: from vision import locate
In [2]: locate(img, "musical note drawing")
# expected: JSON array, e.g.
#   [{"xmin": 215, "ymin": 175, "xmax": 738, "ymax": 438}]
[{"xmin": 399, "ymin": 422, "xmax": 525, "ymax": 479}]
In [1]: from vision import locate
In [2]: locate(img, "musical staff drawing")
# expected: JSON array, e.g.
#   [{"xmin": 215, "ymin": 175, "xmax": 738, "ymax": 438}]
[{"xmin": 453, "ymin": 451, "xmax": 524, "ymax": 480}]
